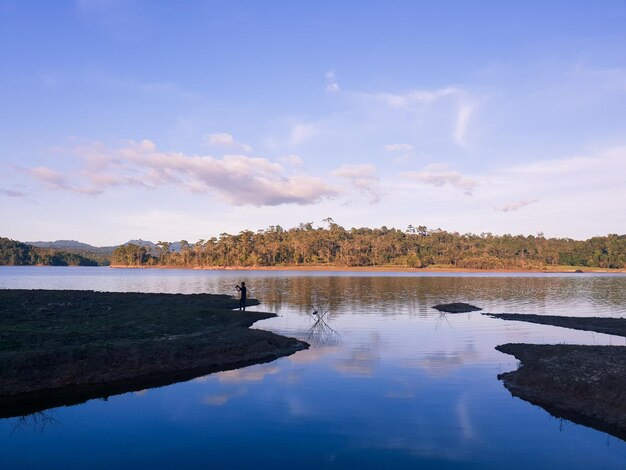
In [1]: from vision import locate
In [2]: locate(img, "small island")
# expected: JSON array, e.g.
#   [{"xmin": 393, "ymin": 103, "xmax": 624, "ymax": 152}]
[{"xmin": 0, "ymin": 289, "xmax": 308, "ymax": 418}]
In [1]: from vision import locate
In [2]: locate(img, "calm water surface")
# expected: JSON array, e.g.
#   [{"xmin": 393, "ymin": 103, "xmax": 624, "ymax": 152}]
[{"xmin": 1, "ymin": 267, "xmax": 626, "ymax": 469}]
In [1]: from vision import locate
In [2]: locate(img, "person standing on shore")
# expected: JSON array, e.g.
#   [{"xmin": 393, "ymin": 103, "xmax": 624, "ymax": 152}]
[{"xmin": 235, "ymin": 281, "xmax": 247, "ymax": 311}]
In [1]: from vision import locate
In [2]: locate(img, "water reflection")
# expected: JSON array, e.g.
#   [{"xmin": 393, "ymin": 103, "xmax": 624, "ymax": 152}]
[
  {"xmin": 1, "ymin": 268, "xmax": 626, "ymax": 468},
  {"xmin": 2, "ymin": 267, "xmax": 626, "ymax": 317},
  {"xmin": 10, "ymin": 411, "xmax": 59, "ymax": 434}
]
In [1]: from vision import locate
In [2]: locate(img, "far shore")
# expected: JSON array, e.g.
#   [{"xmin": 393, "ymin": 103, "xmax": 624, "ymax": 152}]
[{"xmin": 108, "ymin": 264, "xmax": 626, "ymax": 274}]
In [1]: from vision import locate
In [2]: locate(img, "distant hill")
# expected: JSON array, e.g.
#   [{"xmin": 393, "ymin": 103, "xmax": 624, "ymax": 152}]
[
  {"xmin": 125, "ymin": 240, "xmax": 182, "ymax": 253},
  {"xmin": 2, "ymin": 237, "xmax": 190, "ymax": 267},
  {"xmin": 0, "ymin": 238, "xmax": 101, "ymax": 266},
  {"xmin": 27, "ymin": 240, "xmax": 116, "ymax": 254},
  {"xmin": 126, "ymin": 239, "xmax": 156, "ymax": 249}
]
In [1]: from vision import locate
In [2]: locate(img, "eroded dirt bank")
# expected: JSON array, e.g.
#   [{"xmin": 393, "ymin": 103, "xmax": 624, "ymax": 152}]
[
  {"xmin": 496, "ymin": 343, "xmax": 626, "ymax": 441},
  {"xmin": 0, "ymin": 289, "xmax": 308, "ymax": 417}
]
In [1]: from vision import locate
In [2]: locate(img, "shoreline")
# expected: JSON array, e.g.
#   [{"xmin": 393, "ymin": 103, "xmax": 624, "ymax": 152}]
[
  {"xmin": 0, "ymin": 290, "xmax": 308, "ymax": 418},
  {"xmin": 485, "ymin": 313, "xmax": 626, "ymax": 337},
  {"xmin": 490, "ymin": 314, "xmax": 626, "ymax": 441},
  {"xmin": 496, "ymin": 344, "xmax": 626, "ymax": 441},
  {"xmin": 108, "ymin": 264, "xmax": 626, "ymax": 274}
]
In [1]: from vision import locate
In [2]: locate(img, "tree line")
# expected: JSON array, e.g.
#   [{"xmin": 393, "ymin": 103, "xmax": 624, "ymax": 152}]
[
  {"xmin": 110, "ymin": 222, "xmax": 626, "ymax": 270},
  {"xmin": 0, "ymin": 238, "xmax": 101, "ymax": 266}
]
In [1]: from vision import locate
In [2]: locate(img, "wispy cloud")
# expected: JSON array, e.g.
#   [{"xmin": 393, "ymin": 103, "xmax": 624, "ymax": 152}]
[
  {"xmin": 384, "ymin": 143, "xmax": 414, "ymax": 152},
  {"xmin": 369, "ymin": 87, "xmax": 461, "ymax": 109},
  {"xmin": 0, "ymin": 188, "xmax": 27, "ymax": 198},
  {"xmin": 495, "ymin": 199, "xmax": 537, "ymax": 212},
  {"xmin": 331, "ymin": 163, "xmax": 381, "ymax": 203},
  {"xmin": 326, "ymin": 82, "xmax": 341, "ymax": 93},
  {"xmin": 279, "ymin": 154, "xmax": 304, "ymax": 168},
  {"xmin": 23, "ymin": 140, "xmax": 340, "ymax": 206},
  {"xmin": 454, "ymin": 103, "xmax": 473, "ymax": 149},
  {"xmin": 335, "ymin": 84, "xmax": 476, "ymax": 149},
  {"xmin": 401, "ymin": 163, "xmax": 478, "ymax": 195},
  {"xmin": 26, "ymin": 167, "xmax": 71, "ymax": 191},
  {"xmin": 290, "ymin": 123, "xmax": 317, "ymax": 145},
  {"xmin": 204, "ymin": 132, "xmax": 252, "ymax": 153},
  {"xmin": 324, "ymin": 70, "xmax": 340, "ymax": 93}
]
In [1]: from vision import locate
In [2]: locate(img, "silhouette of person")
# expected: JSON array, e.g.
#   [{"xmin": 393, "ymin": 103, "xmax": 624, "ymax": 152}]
[{"xmin": 235, "ymin": 281, "xmax": 247, "ymax": 311}]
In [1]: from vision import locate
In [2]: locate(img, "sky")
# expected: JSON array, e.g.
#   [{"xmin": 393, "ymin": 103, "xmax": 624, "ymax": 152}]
[{"xmin": 1, "ymin": 0, "xmax": 625, "ymax": 245}]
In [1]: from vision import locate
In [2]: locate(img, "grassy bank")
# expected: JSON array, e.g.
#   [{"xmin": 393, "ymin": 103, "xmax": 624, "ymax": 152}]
[{"xmin": 0, "ymin": 289, "xmax": 308, "ymax": 417}]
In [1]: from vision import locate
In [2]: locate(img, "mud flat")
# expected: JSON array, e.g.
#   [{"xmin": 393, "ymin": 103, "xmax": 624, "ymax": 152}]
[
  {"xmin": 0, "ymin": 289, "xmax": 308, "ymax": 418},
  {"xmin": 491, "ymin": 313, "xmax": 626, "ymax": 440},
  {"xmin": 496, "ymin": 343, "xmax": 626, "ymax": 441},
  {"xmin": 485, "ymin": 313, "xmax": 626, "ymax": 337},
  {"xmin": 432, "ymin": 303, "xmax": 482, "ymax": 313}
]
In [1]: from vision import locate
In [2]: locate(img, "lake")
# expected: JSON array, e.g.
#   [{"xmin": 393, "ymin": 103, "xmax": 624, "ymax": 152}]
[{"xmin": 1, "ymin": 266, "xmax": 626, "ymax": 469}]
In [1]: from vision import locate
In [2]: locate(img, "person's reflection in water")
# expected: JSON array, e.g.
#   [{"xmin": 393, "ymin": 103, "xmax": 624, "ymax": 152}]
[{"xmin": 235, "ymin": 281, "xmax": 247, "ymax": 311}]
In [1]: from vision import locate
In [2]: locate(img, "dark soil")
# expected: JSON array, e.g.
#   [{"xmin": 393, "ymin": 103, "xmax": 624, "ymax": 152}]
[
  {"xmin": 485, "ymin": 313, "xmax": 626, "ymax": 337},
  {"xmin": 496, "ymin": 343, "xmax": 626, "ymax": 441},
  {"xmin": 0, "ymin": 289, "xmax": 308, "ymax": 417},
  {"xmin": 432, "ymin": 303, "xmax": 482, "ymax": 313}
]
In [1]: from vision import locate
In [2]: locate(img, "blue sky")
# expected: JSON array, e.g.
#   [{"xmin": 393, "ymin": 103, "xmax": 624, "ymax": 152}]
[{"xmin": 1, "ymin": 1, "xmax": 625, "ymax": 245}]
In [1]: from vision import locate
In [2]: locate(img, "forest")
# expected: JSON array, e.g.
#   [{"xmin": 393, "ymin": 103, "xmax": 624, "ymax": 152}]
[
  {"xmin": 0, "ymin": 238, "xmax": 100, "ymax": 266},
  {"xmin": 109, "ymin": 222, "xmax": 626, "ymax": 270},
  {"xmin": 2, "ymin": 223, "xmax": 624, "ymax": 270}
]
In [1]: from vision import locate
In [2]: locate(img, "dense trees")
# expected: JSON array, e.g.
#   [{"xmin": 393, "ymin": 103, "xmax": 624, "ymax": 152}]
[
  {"xmin": 0, "ymin": 238, "xmax": 100, "ymax": 266},
  {"xmin": 110, "ymin": 225, "xmax": 626, "ymax": 270},
  {"xmin": 4, "ymin": 226, "xmax": 624, "ymax": 270}
]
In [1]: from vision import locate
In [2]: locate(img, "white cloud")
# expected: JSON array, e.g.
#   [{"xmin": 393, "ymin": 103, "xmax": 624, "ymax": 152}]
[
  {"xmin": 495, "ymin": 199, "xmax": 537, "ymax": 212},
  {"xmin": 454, "ymin": 103, "xmax": 473, "ymax": 149},
  {"xmin": 325, "ymin": 70, "xmax": 336, "ymax": 81},
  {"xmin": 384, "ymin": 143, "xmax": 414, "ymax": 152},
  {"xmin": 332, "ymin": 164, "xmax": 376, "ymax": 180},
  {"xmin": 326, "ymin": 82, "xmax": 341, "ymax": 93},
  {"xmin": 279, "ymin": 154, "xmax": 304, "ymax": 168},
  {"xmin": 204, "ymin": 132, "xmax": 252, "ymax": 153},
  {"xmin": 401, "ymin": 163, "xmax": 478, "ymax": 195},
  {"xmin": 342, "ymin": 85, "xmax": 476, "ymax": 150},
  {"xmin": 371, "ymin": 87, "xmax": 460, "ymax": 109},
  {"xmin": 331, "ymin": 163, "xmax": 381, "ymax": 203},
  {"xmin": 290, "ymin": 124, "xmax": 317, "ymax": 145},
  {"xmin": 24, "ymin": 140, "xmax": 339, "ymax": 206}
]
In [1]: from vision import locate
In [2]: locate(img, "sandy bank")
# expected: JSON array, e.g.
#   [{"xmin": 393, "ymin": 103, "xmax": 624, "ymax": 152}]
[{"xmin": 0, "ymin": 289, "xmax": 308, "ymax": 418}]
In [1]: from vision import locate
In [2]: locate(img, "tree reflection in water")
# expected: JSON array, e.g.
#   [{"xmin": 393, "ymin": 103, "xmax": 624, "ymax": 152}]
[
  {"xmin": 11, "ymin": 410, "xmax": 59, "ymax": 434},
  {"xmin": 306, "ymin": 295, "xmax": 341, "ymax": 347}
]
